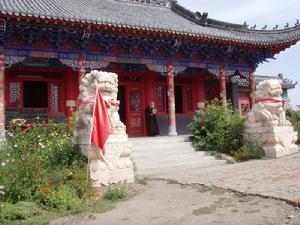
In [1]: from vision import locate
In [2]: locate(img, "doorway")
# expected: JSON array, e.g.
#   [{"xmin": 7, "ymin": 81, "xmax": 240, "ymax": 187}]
[
  {"xmin": 175, "ymin": 86, "xmax": 183, "ymax": 113},
  {"xmin": 117, "ymin": 85, "xmax": 126, "ymax": 125},
  {"xmin": 23, "ymin": 81, "xmax": 48, "ymax": 108}
]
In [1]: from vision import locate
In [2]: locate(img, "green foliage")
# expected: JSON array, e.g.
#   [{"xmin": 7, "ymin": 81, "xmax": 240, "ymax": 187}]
[
  {"xmin": 0, "ymin": 122, "xmax": 89, "ymax": 207},
  {"xmin": 167, "ymin": 179, "xmax": 178, "ymax": 184},
  {"xmin": 0, "ymin": 122, "xmax": 139, "ymax": 224},
  {"xmin": 0, "ymin": 201, "xmax": 43, "ymax": 220},
  {"xmin": 189, "ymin": 100, "xmax": 246, "ymax": 154},
  {"xmin": 286, "ymin": 109, "xmax": 300, "ymax": 143},
  {"xmin": 45, "ymin": 185, "xmax": 85, "ymax": 213},
  {"xmin": 210, "ymin": 151, "xmax": 223, "ymax": 160},
  {"xmin": 232, "ymin": 136, "xmax": 265, "ymax": 161},
  {"xmin": 104, "ymin": 187, "xmax": 126, "ymax": 201}
]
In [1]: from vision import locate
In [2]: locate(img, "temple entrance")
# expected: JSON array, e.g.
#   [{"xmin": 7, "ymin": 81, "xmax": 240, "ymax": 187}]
[
  {"xmin": 117, "ymin": 85, "xmax": 126, "ymax": 125},
  {"xmin": 175, "ymin": 86, "xmax": 183, "ymax": 113},
  {"xmin": 23, "ymin": 81, "xmax": 48, "ymax": 108},
  {"xmin": 126, "ymin": 86, "xmax": 144, "ymax": 136}
]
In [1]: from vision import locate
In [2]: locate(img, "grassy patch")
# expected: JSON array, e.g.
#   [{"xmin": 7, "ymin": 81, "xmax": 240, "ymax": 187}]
[
  {"xmin": 0, "ymin": 185, "xmax": 137, "ymax": 225},
  {"xmin": 103, "ymin": 186, "xmax": 127, "ymax": 201},
  {"xmin": 198, "ymin": 185, "xmax": 212, "ymax": 193},
  {"xmin": 233, "ymin": 191, "xmax": 248, "ymax": 198},
  {"xmin": 0, "ymin": 199, "xmax": 115, "ymax": 225},
  {"xmin": 193, "ymin": 206, "xmax": 216, "ymax": 216},
  {"xmin": 210, "ymin": 151, "xmax": 223, "ymax": 160},
  {"xmin": 166, "ymin": 179, "xmax": 178, "ymax": 185}
]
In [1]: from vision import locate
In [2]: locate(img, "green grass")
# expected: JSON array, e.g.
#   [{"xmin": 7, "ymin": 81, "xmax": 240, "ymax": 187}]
[
  {"xmin": 167, "ymin": 179, "xmax": 178, "ymax": 185},
  {"xmin": 0, "ymin": 186, "xmax": 135, "ymax": 225},
  {"xmin": 0, "ymin": 199, "xmax": 115, "ymax": 225},
  {"xmin": 103, "ymin": 187, "xmax": 126, "ymax": 201}
]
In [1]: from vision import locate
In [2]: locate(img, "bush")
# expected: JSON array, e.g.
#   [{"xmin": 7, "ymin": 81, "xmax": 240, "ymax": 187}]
[
  {"xmin": 46, "ymin": 185, "xmax": 85, "ymax": 213},
  {"xmin": 286, "ymin": 109, "xmax": 300, "ymax": 143},
  {"xmin": 188, "ymin": 100, "xmax": 246, "ymax": 154},
  {"xmin": 0, "ymin": 122, "xmax": 90, "ymax": 206},
  {"xmin": 0, "ymin": 201, "xmax": 43, "ymax": 220},
  {"xmin": 104, "ymin": 187, "xmax": 126, "ymax": 201},
  {"xmin": 233, "ymin": 136, "xmax": 265, "ymax": 161}
]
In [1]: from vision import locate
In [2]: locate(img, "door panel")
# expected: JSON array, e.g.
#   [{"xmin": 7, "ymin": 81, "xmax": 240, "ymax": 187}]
[
  {"xmin": 126, "ymin": 86, "xmax": 144, "ymax": 136},
  {"xmin": 238, "ymin": 93, "xmax": 251, "ymax": 116}
]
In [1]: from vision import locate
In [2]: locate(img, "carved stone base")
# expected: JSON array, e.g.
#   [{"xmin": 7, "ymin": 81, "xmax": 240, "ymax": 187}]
[
  {"xmin": 245, "ymin": 126, "xmax": 299, "ymax": 158},
  {"xmin": 84, "ymin": 135, "xmax": 135, "ymax": 187}
]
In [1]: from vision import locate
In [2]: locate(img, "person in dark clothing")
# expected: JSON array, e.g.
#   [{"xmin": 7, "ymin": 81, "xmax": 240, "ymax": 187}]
[{"xmin": 145, "ymin": 102, "xmax": 160, "ymax": 136}]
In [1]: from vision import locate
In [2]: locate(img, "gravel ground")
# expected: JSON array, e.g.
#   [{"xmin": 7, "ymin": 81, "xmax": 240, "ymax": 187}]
[{"xmin": 51, "ymin": 180, "xmax": 300, "ymax": 225}]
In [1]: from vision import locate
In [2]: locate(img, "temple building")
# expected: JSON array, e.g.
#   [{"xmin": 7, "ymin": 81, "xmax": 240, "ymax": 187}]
[{"xmin": 0, "ymin": 0, "xmax": 299, "ymax": 136}]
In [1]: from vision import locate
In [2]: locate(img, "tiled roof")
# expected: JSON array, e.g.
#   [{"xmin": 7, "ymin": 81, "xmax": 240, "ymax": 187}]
[
  {"xmin": 231, "ymin": 74, "xmax": 297, "ymax": 89},
  {"xmin": 1, "ymin": 0, "xmax": 300, "ymax": 46}
]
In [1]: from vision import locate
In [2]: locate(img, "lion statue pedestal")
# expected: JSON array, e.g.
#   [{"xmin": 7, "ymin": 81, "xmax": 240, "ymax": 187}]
[
  {"xmin": 74, "ymin": 70, "xmax": 134, "ymax": 186},
  {"xmin": 245, "ymin": 79, "xmax": 298, "ymax": 158}
]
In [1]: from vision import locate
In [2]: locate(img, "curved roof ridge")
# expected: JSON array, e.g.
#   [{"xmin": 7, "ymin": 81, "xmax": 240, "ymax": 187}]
[{"xmin": 0, "ymin": 0, "xmax": 300, "ymax": 46}]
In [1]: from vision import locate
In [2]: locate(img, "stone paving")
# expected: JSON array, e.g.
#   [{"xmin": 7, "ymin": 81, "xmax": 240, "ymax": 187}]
[{"xmin": 153, "ymin": 153, "xmax": 300, "ymax": 206}]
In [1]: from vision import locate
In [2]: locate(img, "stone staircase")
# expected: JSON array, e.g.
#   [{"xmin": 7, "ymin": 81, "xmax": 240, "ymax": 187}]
[{"xmin": 130, "ymin": 135, "xmax": 227, "ymax": 176}]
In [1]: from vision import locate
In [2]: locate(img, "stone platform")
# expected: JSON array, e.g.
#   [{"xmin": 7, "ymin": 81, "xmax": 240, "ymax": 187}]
[
  {"xmin": 245, "ymin": 126, "xmax": 298, "ymax": 158},
  {"xmin": 154, "ymin": 152, "xmax": 300, "ymax": 206}
]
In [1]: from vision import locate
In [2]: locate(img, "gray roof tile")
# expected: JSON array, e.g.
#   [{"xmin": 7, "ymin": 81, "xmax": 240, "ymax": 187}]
[{"xmin": 0, "ymin": 0, "xmax": 300, "ymax": 45}]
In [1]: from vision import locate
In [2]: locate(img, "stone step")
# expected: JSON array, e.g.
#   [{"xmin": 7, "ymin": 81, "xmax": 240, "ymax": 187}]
[
  {"xmin": 134, "ymin": 155, "xmax": 218, "ymax": 168},
  {"xmin": 129, "ymin": 135, "xmax": 191, "ymax": 145},
  {"xmin": 132, "ymin": 142, "xmax": 194, "ymax": 152},
  {"xmin": 132, "ymin": 150, "xmax": 208, "ymax": 159},
  {"xmin": 136, "ymin": 160, "xmax": 226, "ymax": 176},
  {"xmin": 130, "ymin": 135, "xmax": 227, "ymax": 176}
]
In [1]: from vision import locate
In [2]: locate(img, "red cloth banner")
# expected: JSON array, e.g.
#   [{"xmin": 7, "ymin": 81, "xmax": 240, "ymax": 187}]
[{"xmin": 91, "ymin": 88, "xmax": 111, "ymax": 155}]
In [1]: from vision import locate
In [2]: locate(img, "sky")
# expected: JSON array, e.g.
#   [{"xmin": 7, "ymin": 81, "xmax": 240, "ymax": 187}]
[{"xmin": 178, "ymin": 0, "xmax": 300, "ymax": 108}]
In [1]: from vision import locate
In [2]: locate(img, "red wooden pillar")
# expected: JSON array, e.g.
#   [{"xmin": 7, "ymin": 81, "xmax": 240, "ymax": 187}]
[
  {"xmin": 145, "ymin": 71, "xmax": 155, "ymax": 104},
  {"xmin": 0, "ymin": 54, "xmax": 5, "ymax": 136},
  {"xmin": 249, "ymin": 66, "xmax": 255, "ymax": 108},
  {"xmin": 78, "ymin": 54, "xmax": 86, "ymax": 83},
  {"xmin": 219, "ymin": 64, "xmax": 227, "ymax": 107},
  {"xmin": 65, "ymin": 68, "xmax": 77, "ymax": 118},
  {"xmin": 195, "ymin": 74, "xmax": 205, "ymax": 109},
  {"xmin": 167, "ymin": 62, "xmax": 177, "ymax": 136}
]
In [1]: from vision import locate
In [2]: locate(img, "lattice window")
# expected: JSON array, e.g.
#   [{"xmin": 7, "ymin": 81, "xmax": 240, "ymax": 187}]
[
  {"xmin": 241, "ymin": 103, "xmax": 250, "ymax": 116},
  {"xmin": 129, "ymin": 90, "xmax": 141, "ymax": 113},
  {"xmin": 186, "ymin": 87, "xmax": 193, "ymax": 112},
  {"xmin": 50, "ymin": 83, "xmax": 61, "ymax": 112},
  {"xmin": 9, "ymin": 82, "xmax": 21, "ymax": 107},
  {"xmin": 156, "ymin": 82, "xmax": 166, "ymax": 113},
  {"xmin": 0, "ymin": 19, "xmax": 6, "ymax": 32},
  {"xmin": 205, "ymin": 82, "xmax": 220, "ymax": 101}
]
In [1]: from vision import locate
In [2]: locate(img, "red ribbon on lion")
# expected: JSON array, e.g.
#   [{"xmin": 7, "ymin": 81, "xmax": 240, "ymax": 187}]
[
  {"xmin": 90, "ymin": 88, "xmax": 112, "ymax": 155},
  {"xmin": 255, "ymin": 98, "xmax": 286, "ymax": 108}
]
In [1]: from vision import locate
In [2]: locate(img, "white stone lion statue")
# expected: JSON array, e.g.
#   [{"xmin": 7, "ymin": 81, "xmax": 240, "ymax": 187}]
[
  {"xmin": 246, "ymin": 79, "xmax": 289, "ymax": 128},
  {"xmin": 245, "ymin": 79, "xmax": 298, "ymax": 158},
  {"xmin": 74, "ymin": 70, "xmax": 134, "ymax": 186}
]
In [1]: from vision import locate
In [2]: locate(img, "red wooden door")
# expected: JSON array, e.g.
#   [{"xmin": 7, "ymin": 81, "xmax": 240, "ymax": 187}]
[
  {"xmin": 126, "ymin": 86, "xmax": 144, "ymax": 136},
  {"xmin": 238, "ymin": 92, "xmax": 251, "ymax": 116}
]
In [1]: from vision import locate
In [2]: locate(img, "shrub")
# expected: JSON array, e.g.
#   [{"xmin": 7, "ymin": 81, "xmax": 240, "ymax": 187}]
[
  {"xmin": 0, "ymin": 201, "xmax": 43, "ymax": 220},
  {"xmin": 233, "ymin": 136, "xmax": 265, "ymax": 161},
  {"xmin": 0, "ymin": 122, "xmax": 90, "ymax": 206},
  {"xmin": 104, "ymin": 187, "xmax": 126, "ymax": 201},
  {"xmin": 286, "ymin": 109, "xmax": 300, "ymax": 143},
  {"xmin": 46, "ymin": 185, "xmax": 85, "ymax": 213},
  {"xmin": 188, "ymin": 100, "xmax": 246, "ymax": 154}
]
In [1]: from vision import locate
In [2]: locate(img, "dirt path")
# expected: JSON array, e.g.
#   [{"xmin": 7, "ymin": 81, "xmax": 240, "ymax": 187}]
[{"xmin": 51, "ymin": 180, "xmax": 300, "ymax": 225}]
